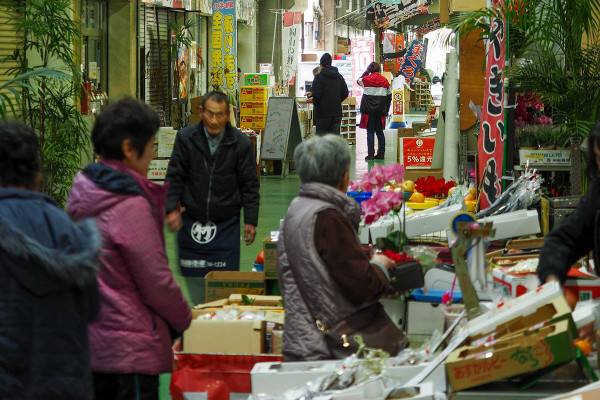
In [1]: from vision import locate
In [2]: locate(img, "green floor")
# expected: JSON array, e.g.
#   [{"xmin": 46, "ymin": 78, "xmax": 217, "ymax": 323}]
[{"xmin": 159, "ymin": 113, "xmax": 428, "ymax": 398}]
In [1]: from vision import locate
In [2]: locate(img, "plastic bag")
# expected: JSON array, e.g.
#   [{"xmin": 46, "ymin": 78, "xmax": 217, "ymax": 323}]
[{"xmin": 476, "ymin": 169, "xmax": 543, "ymax": 218}]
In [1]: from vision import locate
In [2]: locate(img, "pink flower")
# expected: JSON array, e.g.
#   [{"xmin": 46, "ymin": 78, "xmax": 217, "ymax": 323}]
[
  {"xmin": 348, "ymin": 181, "xmax": 359, "ymax": 191},
  {"xmin": 362, "ymin": 198, "xmax": 384, "ymax": 225},
  {"xmin": 382, "ymin": 163, "xmax": 405, "ymax": 184}
]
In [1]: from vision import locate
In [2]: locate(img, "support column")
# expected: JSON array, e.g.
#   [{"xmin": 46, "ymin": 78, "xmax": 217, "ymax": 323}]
[{"xmin": 108, "ymin": 1, "xmax": 137, "ymax": 98}]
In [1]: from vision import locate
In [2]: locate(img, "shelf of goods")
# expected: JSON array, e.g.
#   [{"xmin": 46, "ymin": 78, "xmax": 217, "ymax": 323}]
[
  {"xmin": 411, "ymin": 82, "xmax": 433, "ymax": 111},
  {"xmin": 240, "ymin": 86, "xmax": 269, "ymax": 131},
  {"xmin": 341, "ymin": 99, "xmax": 357, "ymax": 144}
]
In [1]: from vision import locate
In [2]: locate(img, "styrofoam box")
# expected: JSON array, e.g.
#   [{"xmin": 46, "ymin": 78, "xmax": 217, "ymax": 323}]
[
  {"xmin": 369, "ymin": 217, "xmax": 394, "ymax": 242},
  {"xmin": 448, "ymin": 209, "xmax": 540, "ymax": 243},
  {"xmin": 406, "ymin": 301, "xmax": 445, "ymax": 335},
  {"xmin": 251, "ymin": 360, "xmax": 446, "ymax": 396},
  {"xmin": 380, "ymin": 298, "xmax": 406, "ymax": 330},
  {"xmin": 405, "ymin": 204, "xmax": 462, "ymax": 238}
]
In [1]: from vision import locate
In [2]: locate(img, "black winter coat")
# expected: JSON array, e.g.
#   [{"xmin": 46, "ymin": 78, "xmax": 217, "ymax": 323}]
[
  {"xmin": 312, "ymin": 66, "xmax": 349, "ymax": 118},
  {"xmin": 537, "ymin": 181, "xmax": 600, "ymax": 284},
  {"xmin": 165, "ymin": 121, "xmax": 260, "ymax": 225},
  {"xmin": 0, "ymin": 188, "xmax": 100, "ymax": 400}
]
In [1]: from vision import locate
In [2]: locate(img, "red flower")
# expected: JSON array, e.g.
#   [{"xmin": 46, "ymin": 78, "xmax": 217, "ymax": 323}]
[
  {"xmin": 415, "ymin": 176, "xmax": 457, "ymax": 197},
  {"xmin": 382, "ymin": 249, "xmax": 415, "ymax": 263}
]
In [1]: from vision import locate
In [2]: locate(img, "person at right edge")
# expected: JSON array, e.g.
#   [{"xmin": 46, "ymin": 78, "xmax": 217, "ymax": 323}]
[
  {"xmin": 277, "ymin": 134, "xmax": 408, "ymax": 361},
  {"xmin": 537, "ymin": 121, "xmax": 600, "ymax": 345},
  {"xmin": 311, "ymin": 53, "xmax": 349, "ymax": 135},
  {"xmin": 358, "ymin": 62, "xmax": 392, "ymax": 161},
  {"xmin": 68, "ymin": 97, "xmax": 192, "ymax": 400}
]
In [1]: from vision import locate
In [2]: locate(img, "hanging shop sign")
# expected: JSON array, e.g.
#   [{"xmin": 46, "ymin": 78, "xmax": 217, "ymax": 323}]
[
  {"xmin": 400, "ymin": 40, "xmax": 427, "ymax": 85},
  {"xmin": 351, "ymin": 37, "xmax": 374, "ymax": 106},
  {"xmin": 211, "ymin": 0, "xmax": 236, "ymax": 93},
  {"xmin": 243, "ymin": 73, "xmax": 269, "ymax": 86},
  {"xmin": 382, "ymin": 32, "xmax": 396, "ymax": 54},
  {"xmin": 400, "ymin": 137, "xmax": 435, "ymax": 168},
  {"xmin": 416, "ymin": 17, "xmax": 441, "ymax": 37},
  {"xmin": 478, "ymin": 14, "xmax": 506, "ymax": 210},
  {"xmin": 282, "ymin": 11, "xmax": 302, "ymax": 85},
  {"xmin": 366, "ymin": 0, "xmax": 431, "ymax": 28}
]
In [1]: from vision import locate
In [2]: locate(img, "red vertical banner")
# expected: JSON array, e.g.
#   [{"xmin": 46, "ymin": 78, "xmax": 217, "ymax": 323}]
[
  {"xmin": 351, "ymin": 37, "xmax": 374, "ymax": 106},
  {"xmin": 478, "ymin": 14, "xmax": 506, "ymax": 210}
]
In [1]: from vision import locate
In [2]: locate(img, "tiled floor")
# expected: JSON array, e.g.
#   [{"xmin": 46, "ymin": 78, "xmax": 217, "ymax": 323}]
[{"xmin": 159, "ymin": 111, "xmax": 429, "ymax": 399}]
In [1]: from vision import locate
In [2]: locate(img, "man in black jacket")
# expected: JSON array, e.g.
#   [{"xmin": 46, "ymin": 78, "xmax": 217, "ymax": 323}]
[
  {"xmin": 165, "ymin": 91, "xmax": 260, "ymax": 304},
  {"xmin": 312, "ymin": 53, "xmax": 349, "ymax": 135}
]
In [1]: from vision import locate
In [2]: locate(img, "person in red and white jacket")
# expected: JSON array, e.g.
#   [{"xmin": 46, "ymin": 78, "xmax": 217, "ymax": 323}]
[{"xmin": 358, "ymin": 62, "xmax": 392, "ymax": 161}]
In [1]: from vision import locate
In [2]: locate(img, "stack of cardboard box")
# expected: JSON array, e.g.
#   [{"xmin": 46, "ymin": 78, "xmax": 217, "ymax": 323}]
[{"xmin": 189, "ymin": 96, "xmax": 203, "ymax": 125}]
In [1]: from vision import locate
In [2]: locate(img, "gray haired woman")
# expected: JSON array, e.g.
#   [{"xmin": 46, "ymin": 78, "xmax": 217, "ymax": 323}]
[{"xmin": 276, "ymin": 135, "xmax": 408, "ymax": 360}]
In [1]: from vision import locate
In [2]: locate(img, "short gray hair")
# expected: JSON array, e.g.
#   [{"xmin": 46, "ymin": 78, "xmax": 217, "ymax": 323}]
[{"xmin": 294, "ymin": 135, "xmax": 350, "ymax": 186}]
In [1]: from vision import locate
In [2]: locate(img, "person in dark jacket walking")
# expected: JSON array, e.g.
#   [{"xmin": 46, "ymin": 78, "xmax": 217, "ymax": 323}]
[
  {"xmin": 0, "ymin": 121, "xmax": 101, "ymax": 400},
  {"xmin": 165, "ymin": 91, "xmax": 260, "ymax": 304},
  {"xmin": 358, "ymin": 62, "xmax": 392, "ymax": 161},
  {"xmin": 312, "ymin": 53, "xmax": 349, "ymax": 135},
  {"xmin": 537, "ymin": 121, "xmax": 600, "ymax": 344}
]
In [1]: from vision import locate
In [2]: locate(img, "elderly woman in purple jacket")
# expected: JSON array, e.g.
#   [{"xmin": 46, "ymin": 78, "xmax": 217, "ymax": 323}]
[{"xmin": 68, "ymin": 97, "xmax": 192, "ymax": 400}]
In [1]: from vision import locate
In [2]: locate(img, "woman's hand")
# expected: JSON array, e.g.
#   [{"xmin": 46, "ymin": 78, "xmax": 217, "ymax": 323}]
[{"xmin": 371, "ymin": 253, "xmax": 395, "ymax": 270}]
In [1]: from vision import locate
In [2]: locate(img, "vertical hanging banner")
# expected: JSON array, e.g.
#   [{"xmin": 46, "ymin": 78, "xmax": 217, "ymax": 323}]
[
  {"xmin": 478, "ymin": 15, "xmax": 506, "ymax": 210},
  {"xmin": 382, "ymin": 32, "xmax": 396, "ymax": 54},
  {"xmin": 351, "ymin": 37, "xmax": 374, "ymax": 106},
  {"xmin": 211, "ymin": 0, "xmax": 236, "ymax": 93},
  {"xmin": 395, "ymin": 34, "xmax": 405, "ymax": 73},
  {"xmin": 282, "ymin": 11, "xmax": 302, "ymax": 85},
  {"xmin": 400, "ymin": 40, "xmax": 427, "ymax": 85}
]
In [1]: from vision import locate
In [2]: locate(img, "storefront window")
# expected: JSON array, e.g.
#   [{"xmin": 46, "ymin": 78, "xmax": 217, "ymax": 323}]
[{"xmin": 81, "ymin": 0, "xmax": 108, "ymax": 114}]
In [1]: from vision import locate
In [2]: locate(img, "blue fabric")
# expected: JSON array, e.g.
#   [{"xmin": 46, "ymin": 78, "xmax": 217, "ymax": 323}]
[
  {"xmin": 178, "ymin": 213, "xmax": 241, "ymax": 277},
  {"xmin": 366, "ymin": 114, "xmax": 385, "ymax": 154}
]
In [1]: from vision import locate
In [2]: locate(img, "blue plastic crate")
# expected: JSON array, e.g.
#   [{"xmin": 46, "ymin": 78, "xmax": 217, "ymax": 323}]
[
  {"xmin": 410, "ymin": 288, "xmax": 463, "ymax": 303},
  {"xmin": 347, "ymin": 191, "xmax": 372, "ymax": 206}
]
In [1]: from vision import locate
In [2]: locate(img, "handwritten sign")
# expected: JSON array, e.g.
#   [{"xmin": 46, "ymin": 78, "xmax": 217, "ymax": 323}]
[
  {"xmin": 211, "ymin": 0, "xmax": 236, "ymax": 92},
  {"xmin": 261, "ymin": 97, "xmax": 302, "ymax": 161}
]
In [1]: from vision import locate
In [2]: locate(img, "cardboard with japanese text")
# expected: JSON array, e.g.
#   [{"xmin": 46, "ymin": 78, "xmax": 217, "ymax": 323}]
[
  {"xmin": 446, "ymin": 319, "xmax": 576, "ymax": 391},
  {"xmin": 204, "ymin": 271, "xmax": 266, "ymax": 303}
]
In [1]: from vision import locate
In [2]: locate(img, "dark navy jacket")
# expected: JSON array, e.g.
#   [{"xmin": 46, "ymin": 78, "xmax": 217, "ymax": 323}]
[{"xmin": 0, "ymin": 188, "xmax": 100, "ymax": 400}]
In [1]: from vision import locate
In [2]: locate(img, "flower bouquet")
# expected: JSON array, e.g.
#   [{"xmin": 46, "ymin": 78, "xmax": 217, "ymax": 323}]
[{"xmin": 349, "ymin": 164, "xmax": 425, "ymax": 292}]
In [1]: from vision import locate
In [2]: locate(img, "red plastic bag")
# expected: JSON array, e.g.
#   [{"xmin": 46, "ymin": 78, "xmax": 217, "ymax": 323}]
[{"xmin": 170, "ymin": 341, "xmax": 282, "ymax": 400}]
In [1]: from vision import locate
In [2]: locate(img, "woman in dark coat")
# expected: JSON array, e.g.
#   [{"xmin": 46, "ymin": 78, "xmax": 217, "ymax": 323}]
[{"xmin": 0, "ymin": 121, "xmax": 101, "ymax": 400}]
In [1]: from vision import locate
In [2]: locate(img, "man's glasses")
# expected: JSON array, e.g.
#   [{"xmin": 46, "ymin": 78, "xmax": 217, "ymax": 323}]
[{"xmin": 203, "ymin": 110, "xmax": 227, "ymax": 120}]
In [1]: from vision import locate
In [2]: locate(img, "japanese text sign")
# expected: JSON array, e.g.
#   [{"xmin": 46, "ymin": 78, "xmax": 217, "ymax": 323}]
[
  {"xmin": 211, "ymin": 0, "xmax": 236, "ymax": 92},
  {"xmin": 401, "ymin": 137, "xmax": 435, "ymax": 168},
  {"xmin": 282, "ymin": 11, "xmax": 302, "ymax": 85},
  {"xmin": 351, "ymin": 37, "xmax": 374, "ymax": 105},
  {"xmin": 400, "ymin": 40, "xmax": 427, "ymax": 85},
  {"xmin": 478, "ymin": 12, "xmax": 505, "ymax": 210}
]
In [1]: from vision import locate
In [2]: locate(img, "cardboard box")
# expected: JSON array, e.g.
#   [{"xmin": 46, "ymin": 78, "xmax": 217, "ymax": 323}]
[
  {"xmin": 342, "ymin": 96, "xmax": 356, "ymax": 105},
  {"xmin": 492, "ymin": 267, "xmax": 540, "ymax": 298},
  {"xmin": 407, "ymin": 301, "xmax": 445, "ymax": 335},
  {"xmin": 204, "ymin": 271, "xmax": 266, "ymax": 303},
  {"xmin": 190, "ymin": 96, "xmax": 203, "ymax": 112},
  {"xmin": 240, "ymin": 101, "xmax": 268, "ymax": 116},
  {"xmin": 449, "ymin": 0, "xmax": 486, "ymax": 13},
  {"xmin": 262, "ymin": 238, "xmax": 277, "ymax": 279},
  {"xmin": 240, "ymin": 114, "xmax": 266, "ymax": 129},
  {"xmin": 446, "ymin": 319, "xmax": 575, "ymax": 391},
  {"xmin": 241, "ymin": 86, "xmax": 268, "ymax": 101},
  {"xmin": 189, "ymin": 113, "xmax": 201, "ymax": 125},
  {"xmin": 402, "ymin": 168, "xmax": 443, "ymax": 183},
  {"xmin": 564, "ymin": 277, "xmax": 600, "ymax": 301},
  {"xmin": 193, "ymin": 294, "xmax": 283, "ymax": 316},
  {"xmin": 301, "ymin": 53, "xmax": 318, "ymax": 62},
  {"xmin": 183, "ymin": 319, "xmax": 265, "ymax": 354},
  {"xmin": 466, "ymin": 282, "xmax": 576, "ymax": 340}
]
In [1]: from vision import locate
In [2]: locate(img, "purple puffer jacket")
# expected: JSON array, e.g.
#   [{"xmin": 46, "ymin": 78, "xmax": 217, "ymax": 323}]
[{"xmin": 67, "ymin": 159, "xmax": 192, "ymax": 374}]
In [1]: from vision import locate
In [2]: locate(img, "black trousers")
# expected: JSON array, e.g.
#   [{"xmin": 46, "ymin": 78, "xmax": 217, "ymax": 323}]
[
  {"xmin": 93, "ymin": 373, "xmax": 159, "ymax": 400},
  {"xmin": 315, "ymin": 116, "xmax": 342, "ymax": 135}
]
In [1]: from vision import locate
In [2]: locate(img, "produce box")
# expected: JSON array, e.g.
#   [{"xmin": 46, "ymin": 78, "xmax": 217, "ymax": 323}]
[
  {"xmin": 204, "ymin": 271, "xmax": 265, "ymax": 303},
  {"xmin": 466, "ymin": 283, "xmax": 576, "ymax": 341},
  {"xmin": 240, "ymin": 101, "xmax": 268, "ymax": 115},
  {"xmin": 241, "ymin": 86, "xmax": 268, "ymax": 101},
  {"xmin": 262, "ymin": 237, "xmax": 278, "ymax": 279},
  {"xmin": 492, "ymin": 267, "xmax": 540, "ymax": 298},
  {"xmin": 240, "ymin": 114, "xmax": 266, "ymax": 129},
  {"xmin": 182, "ymin": 319, "xmax": 265, "ymax": 354},
  {"xmin": 402, "ymin": 168, "xmax": 443, "ymax": 182},
  {"xmin": 193, "ymin": 294, "xmax": 283, "ymax": 315},
  {"xmin": 189, "ymin": 96, "xmax": 203, "ymax": 112},
  {"xmin": 446, "ymin": 319, "xmax": 576, "ymax": 391},
  {"xmin": 189, "ymin": 113, "xmax": 201, "ymax": 125},
  {"xmin": 564, "ymin": 276, "xmax": 600, "ymax": 301}
]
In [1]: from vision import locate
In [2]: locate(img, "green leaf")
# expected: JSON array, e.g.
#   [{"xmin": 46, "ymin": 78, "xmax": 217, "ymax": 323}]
[{"xmin": 241, "ymin": 294, "xmax": 255, "ymax": 305}]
